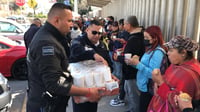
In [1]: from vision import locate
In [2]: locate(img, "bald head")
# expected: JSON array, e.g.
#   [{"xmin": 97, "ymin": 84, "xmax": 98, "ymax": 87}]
[
  {"xmin": 46, "ymin": 3, "xmax": 73, "ymax": 36},
  {"xmin": 32, "ymin": 18, "xmax": 41, "ymax": 27}
]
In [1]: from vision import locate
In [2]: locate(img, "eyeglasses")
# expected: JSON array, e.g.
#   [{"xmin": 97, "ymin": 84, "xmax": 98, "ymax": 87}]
[
  {"xmin": 91, "ymin": 31, "xmax": 102, "ymax": 35},
  {"xmin": 70, "ymin": 26, "xmax": 78, "ymax": 30}
]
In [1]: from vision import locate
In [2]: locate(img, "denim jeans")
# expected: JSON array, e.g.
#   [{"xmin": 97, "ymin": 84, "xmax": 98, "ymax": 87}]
[
  {"xmin": 112, "ymin": 61, "xmax": 122, "ymax": 79},
  {"xmin": 124, "ymin": 79, "xmax": 140, "ymax": 112},
  {"xmin": 109, "ymin": 51, "xmax": 123, "ymax": 79}
]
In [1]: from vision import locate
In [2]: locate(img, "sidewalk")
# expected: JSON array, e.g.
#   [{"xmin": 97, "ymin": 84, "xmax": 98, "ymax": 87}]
[
  {"xmin": 67, "ymin": 95, "xmax": 127, "ymax": 112},
  {"xmin": 22, "ymin": 95, "xmax": 127, "ymax": 112}
]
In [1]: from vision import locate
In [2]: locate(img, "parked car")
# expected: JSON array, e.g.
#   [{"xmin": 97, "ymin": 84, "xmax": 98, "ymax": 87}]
[
  {"xmin": 0, "ymin": 36, "xmax": 27, "ymax": 80},
  {"xmin": 6, "ymin": 15, "xmax": 26, "ymax": 24},
  {"xmin": 0, "ymin": 18, "xmax": 26, "ymax": 41},
  {"xmin": 21, "ymin": 23, "xmax": 30, "ymax": 30},
  {"xmin": 0, "ymin": 72, "xmax": 12, "ymax": 111}
]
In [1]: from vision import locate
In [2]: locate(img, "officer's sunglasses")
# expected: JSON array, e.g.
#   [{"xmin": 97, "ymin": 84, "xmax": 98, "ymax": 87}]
[{"xmin": 91, "ymin": 31, "xmax": 102, "ymax": 35}]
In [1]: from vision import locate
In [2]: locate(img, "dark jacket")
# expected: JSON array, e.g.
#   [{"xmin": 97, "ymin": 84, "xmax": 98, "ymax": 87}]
[
  {"xmin": 24, "ymin": 24, "xmax": 40, "ymax": 50},
  {"xmin": 69, "ymin": 33, "xmax": 113, "ymax": 71},
  {"xmin": 118, "ymin": 31, "xmax": 145, "ymax": 80},
  {"xmin": 118, "ymin": 30, "xmax": 130, "ymax": 41},
  {"xmin": 107, "ymin": 30, "xmax": 114, "ymax": 52},
  {"xmin": 26, "ymin": 22, "xmax": 72, "ymax": 112},
  {"xmin": 69, "ymin": 32, "xmax": 113, "ymax": 112},
  {"xmin": 113, "ymin": 30, "xmax": 129, "ymax": 50}
]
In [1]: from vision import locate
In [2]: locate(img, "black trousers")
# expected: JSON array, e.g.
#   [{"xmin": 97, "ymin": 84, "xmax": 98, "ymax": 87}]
[
  {"xmin": 139, "ymin": 91, "xmax": 153, "ymax": 112},
  {"xmin": 27, "ymin": 96, "xmax": 68, "ymax": 112},
  {"xmin": 72, "ymin": 99, "xmax": 98, "ymax": 112},
  {"xmin": 119, "ymin": 76, "xmax": 125, "ymax": 100}
]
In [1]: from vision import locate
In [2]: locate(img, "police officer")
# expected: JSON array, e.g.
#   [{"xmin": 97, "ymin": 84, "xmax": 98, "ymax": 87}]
[
  {"xmin": 26, "ymin": 3, "xmax": 103, "ymax": 112},
  {"xmin": 70, "ymin": 20, "xmax": 119, "ymax": 112}
]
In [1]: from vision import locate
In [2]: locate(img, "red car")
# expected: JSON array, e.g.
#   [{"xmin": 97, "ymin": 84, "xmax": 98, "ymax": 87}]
[{"xmin": 0, "ymin": 36, "xmax": 27, "ymax": 79}]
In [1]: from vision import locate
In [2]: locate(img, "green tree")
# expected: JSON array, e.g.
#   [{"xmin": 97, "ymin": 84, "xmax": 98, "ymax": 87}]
[
  {"xmin": 0, "ymin": 0, "xmax": 7, "ymax": 4},
  {"xmin": 79, "ymin": 9, "xmax": 87, "ymax": 16},
  {"xmin": 79, "ymin": 6, "xmax": 92, "ymax": 16},
  {"xmin": 78, "ymin": 0, "xmax": 90, "ymax": 16},
  {"xmin": 9, "ymin": 2, "xmax": 20, "ymax": 12}
]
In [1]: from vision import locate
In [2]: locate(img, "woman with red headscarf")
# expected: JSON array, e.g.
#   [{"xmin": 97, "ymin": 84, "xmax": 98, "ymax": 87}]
[{"xmin": 126, "ymin": 25, "xmax": 167, "ymax": 112}]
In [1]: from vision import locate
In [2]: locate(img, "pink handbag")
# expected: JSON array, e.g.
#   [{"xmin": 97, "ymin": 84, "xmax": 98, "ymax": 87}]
[{"xmin": 149, "ymin": 100, "xmax": 169, "ymax": 112}]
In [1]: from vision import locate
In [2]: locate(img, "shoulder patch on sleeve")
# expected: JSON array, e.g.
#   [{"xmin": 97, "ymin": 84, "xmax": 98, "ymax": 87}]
[{"xmin": 42, "ymin": 46, "xmax": 55, "ymax": 56}]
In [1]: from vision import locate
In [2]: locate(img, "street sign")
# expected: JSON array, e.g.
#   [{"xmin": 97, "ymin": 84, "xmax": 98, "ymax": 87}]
[
  {"xmin": 16, "ymin": 0, "xmax": 25, "ymax": 6},
  {"xmin": 64, "ymin": 0, "xmax": 70, "ymax": 5},
  {"xmin": 28, "ymin": 0, "xmax": 37, "ymax": 8}
]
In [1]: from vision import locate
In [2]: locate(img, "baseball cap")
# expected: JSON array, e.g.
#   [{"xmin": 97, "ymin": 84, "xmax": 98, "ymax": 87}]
[{"xmin": 165, "ymin": 35, "xmax": 199, "ymax": 51}]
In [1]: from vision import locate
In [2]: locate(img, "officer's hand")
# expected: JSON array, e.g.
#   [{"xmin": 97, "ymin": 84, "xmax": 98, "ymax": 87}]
[
  {"xmin": 101, "ymin": 88, "xmax": 119, "ymax": 96},
  {"xmin": 87, "ymin": 87, "xmax": 105, "ymax": 102},
  {"xmin": 94, "ymin": 53, "xmax": 108, "ymax": 66},
  {"xmin": 73, "ymin": 96, "xmax": 82, "ymax": 103},
  {"xmin": 111, "ymin": 74, "xmax": 120, "ymax": 84}
]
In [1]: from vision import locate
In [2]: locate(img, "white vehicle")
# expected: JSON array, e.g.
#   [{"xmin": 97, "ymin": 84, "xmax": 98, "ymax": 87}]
[
  {"xmin": 0, "ymin": 18, "xmax": 26, "ymax": 41},
  {"xmin": 6, "ymin": 15, "xmax": 26, "ymax": 24},
  {"xmin": 0, "ymin": 73, "xmax": 12, "ymax": 111}
]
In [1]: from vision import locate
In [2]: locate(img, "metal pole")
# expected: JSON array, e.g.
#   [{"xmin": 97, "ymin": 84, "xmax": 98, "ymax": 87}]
[
  {"xmin": 20, "ymin": 6, "xmax": 22, "ymax": 24},
  {"xmin": 7, "ymin": 0, "xmax": 10, "ymax": 16},
  {"xmin": 74, "ymin": 0, "xmax": 78, "ymax": 14}
]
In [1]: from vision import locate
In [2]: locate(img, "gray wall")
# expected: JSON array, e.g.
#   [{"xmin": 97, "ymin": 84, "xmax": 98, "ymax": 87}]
[{"xmin": 101, "ymin": 0, "xmax": 200, "ymax": 43}]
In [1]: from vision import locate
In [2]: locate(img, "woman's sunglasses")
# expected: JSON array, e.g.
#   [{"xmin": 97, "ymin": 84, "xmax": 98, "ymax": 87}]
[{"xmin": 91, "ymin": 31, "xmax": 102, "ymax": 35}]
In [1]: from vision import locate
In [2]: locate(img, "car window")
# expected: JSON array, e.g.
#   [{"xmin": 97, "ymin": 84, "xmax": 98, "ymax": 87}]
[
  {"xmin": 0, "ymin": 21, "xmax": 22, "ymax": 33},
  {"xmin": 17, "ymin": 17, "xmax": 25, "ymax": 23},
  {"xmin": 0, "ymin": 43, "xmax": 10, "ymax": 49}
]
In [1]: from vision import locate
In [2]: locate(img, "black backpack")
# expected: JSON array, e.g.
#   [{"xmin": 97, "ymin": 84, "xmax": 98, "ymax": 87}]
[{"xmin": 147, "ymin": 48, "xmax": 170, "ymax": 95}]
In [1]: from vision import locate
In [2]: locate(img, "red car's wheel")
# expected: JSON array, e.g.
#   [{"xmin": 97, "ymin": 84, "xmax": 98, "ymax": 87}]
[{"xmin": 11, "ymin": 58, "xmax": 28, "ymax": 80}]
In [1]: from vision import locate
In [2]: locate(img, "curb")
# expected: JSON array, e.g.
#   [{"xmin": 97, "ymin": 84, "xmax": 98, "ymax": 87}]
[{"xmin": 21, "ymin": 92, "xmax": 27, "ymax": 112}]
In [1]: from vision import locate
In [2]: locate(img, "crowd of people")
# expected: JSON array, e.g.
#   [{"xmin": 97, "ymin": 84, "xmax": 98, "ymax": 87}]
[{"xmin": 24, "ymin": 2, "xmax": 200, "ymax": 112}]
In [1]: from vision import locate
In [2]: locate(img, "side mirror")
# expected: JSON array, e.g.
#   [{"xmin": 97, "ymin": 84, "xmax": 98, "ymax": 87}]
[{"xmin": 16, "ymin": 28, "xmax": 23, "ymax": 33}]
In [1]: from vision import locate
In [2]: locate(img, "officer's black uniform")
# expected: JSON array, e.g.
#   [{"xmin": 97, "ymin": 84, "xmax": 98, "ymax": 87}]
[
  {"xmin": 69, "ymin": 33, "xmax": 113, "ymax": 112},
  {"xmin": 70, "ymin": 33, "xmax": 112, "ymax": 69},
  {"xmin": 26, "ymin": 22, "xmax": 72, "ymax": 112},
  {"xmin": 24, "ymin": 24, "xmax": 40, "ymax": 50}
]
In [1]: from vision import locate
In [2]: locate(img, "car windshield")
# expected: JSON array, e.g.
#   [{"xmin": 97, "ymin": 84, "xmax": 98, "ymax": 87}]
[{"xmin": 0, "ymin": 19, "xmax": 26, "ymax": 33}]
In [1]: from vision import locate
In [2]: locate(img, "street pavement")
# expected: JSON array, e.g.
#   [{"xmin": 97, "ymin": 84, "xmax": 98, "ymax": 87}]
[
  {"xmin": 9, "ymin": 80, "xmax": 127, "ymax": 112},
  {"xmin": 66, "ymin": 95, "xmax": 127, "ymax": 112},
  {"xmin": 22, "ymin": 94, "xmax": 127, "ymax": 112}
]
